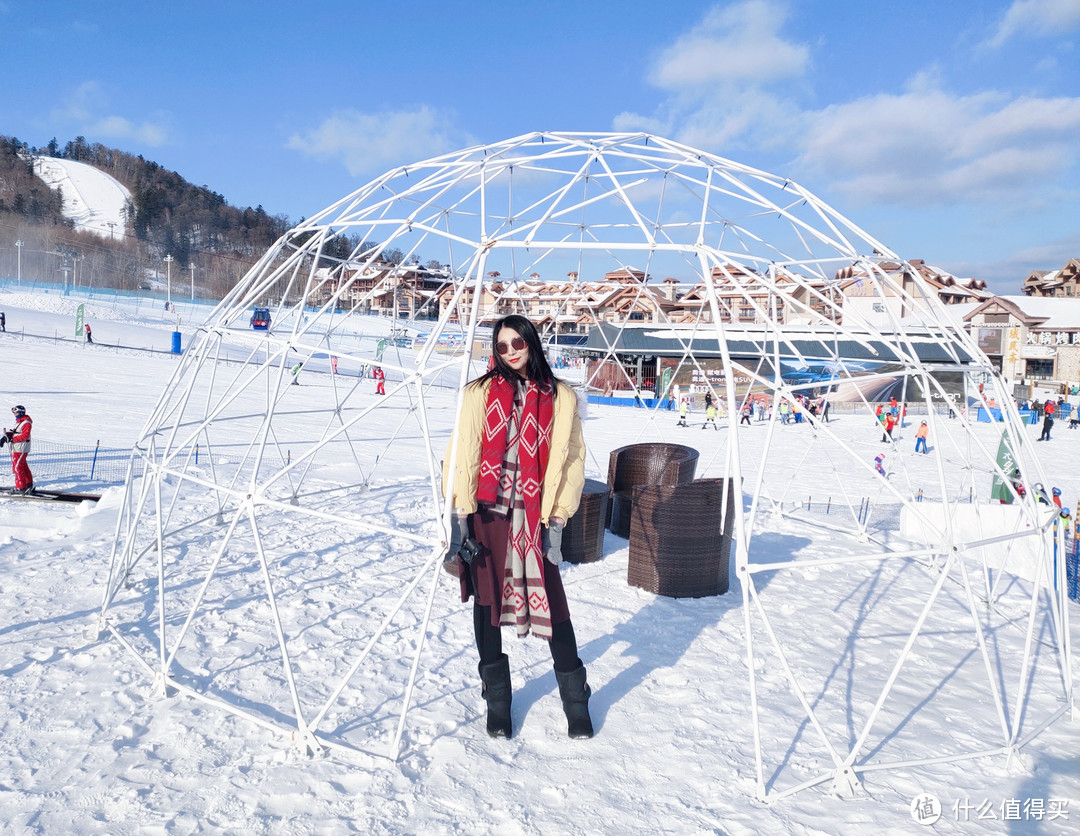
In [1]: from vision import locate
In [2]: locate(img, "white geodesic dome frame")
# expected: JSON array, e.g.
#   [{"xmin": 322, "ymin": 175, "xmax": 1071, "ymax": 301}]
[{"xmin": 96, "ymin": 132, "xmax": 1073, "ymax": 800}]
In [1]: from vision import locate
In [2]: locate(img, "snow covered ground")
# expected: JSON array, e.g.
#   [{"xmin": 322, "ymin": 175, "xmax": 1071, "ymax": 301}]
[
  {"xmin": 0, "ymin": 288, "xmax": 1077, "ymax": 834},
  {"xmin": 32, "ymin": 156, "xmax": 131, "ymax": 239}
]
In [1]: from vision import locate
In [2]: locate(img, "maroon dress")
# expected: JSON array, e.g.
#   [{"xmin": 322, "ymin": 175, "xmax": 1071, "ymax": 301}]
[{"xmin": 460, "ymin": 506, "xmax": 571, "ymax": 629}]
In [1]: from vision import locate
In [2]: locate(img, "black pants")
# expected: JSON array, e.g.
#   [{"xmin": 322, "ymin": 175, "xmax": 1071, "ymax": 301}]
[{"xmin": 474, "ymin": 603, "xmax": 581, "ymax": 673}]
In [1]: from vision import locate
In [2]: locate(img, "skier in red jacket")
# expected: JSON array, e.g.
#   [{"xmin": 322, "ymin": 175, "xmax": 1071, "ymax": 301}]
[
  {"xmin": 1, "ymin": 405, "xmax": 33, "ymax": 494},
  {"xmin": 374, "ymin": 366, "xmax": 386, "ymax": 395}
]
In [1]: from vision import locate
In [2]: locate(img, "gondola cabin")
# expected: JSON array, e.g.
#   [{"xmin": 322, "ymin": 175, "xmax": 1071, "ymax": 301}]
[{"xmin": 250, "ymin": 308, "xmax": 271, "ymax": 330}]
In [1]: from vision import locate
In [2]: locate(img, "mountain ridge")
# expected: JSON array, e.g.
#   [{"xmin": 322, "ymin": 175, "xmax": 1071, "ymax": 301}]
[{"xmin": 1, "ymin": 134, "xmax": 298, "ymax": 298}]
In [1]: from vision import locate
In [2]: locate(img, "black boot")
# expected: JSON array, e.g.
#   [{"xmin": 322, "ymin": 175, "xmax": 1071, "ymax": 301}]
[
  {"xmin": 478, "ymin": 655, "xmax": 512, "ymax": 739},
  {"xmin": 555, "ymin": 664, "xmax": 594, "ymax": 739}
]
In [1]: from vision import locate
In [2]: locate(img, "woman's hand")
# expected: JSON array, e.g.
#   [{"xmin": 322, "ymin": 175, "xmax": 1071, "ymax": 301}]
[
  {"xmin": 444, "ymin": 515, "xmax": 470, "ymax": 564},
  {"xmin": 543, "ymin": 518, "xmax": 565, "ymax": 565}
]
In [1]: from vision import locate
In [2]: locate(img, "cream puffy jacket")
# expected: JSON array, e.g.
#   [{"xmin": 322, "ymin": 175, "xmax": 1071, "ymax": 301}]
[{"xmin": 444, "ymin": 378, "xmax": 586, "ymax": 523}]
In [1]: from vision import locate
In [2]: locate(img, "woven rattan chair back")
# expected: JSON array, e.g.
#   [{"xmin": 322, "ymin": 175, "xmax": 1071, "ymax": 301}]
[
  {"xmin": 627, "ymin": 477, "xmax": 736, "ymax": 598},
  {"xmin": 606, "ymin": 443, "xmax": 699, "ymax": 537},
  {"xmin": 562, "ymin": 478, "xmax": 609, "ymax": 564}
]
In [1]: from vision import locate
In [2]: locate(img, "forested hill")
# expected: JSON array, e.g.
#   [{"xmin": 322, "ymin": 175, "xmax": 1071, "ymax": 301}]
[{"xmin": 0, "ymin": 134, "xmax": 292, "ymax": 265}]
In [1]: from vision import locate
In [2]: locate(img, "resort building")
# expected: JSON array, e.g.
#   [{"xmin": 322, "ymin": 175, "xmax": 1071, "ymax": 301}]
[
  {"xmin": 1021, "ymin": 258, "xmax": 1080, "ymax": 298},
  {"xmin": 965, "ymin": 295, "xmax": 1080, "ymax": 390}
]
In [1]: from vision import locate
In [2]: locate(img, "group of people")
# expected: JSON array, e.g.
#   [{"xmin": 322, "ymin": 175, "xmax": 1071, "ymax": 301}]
[
  {"xmin": 289, "ymin": 360, "xmax": 384, "ymax": 393},
  {"xmin": 1004, "ymin": 470, "xmax": 1071, "ymax": 522},
  {"xmin": 1, "ymin": 404, "xmax": 33, "ymax": 494},
  {"xmin": 675, "ymin": 391, "xmax": 725, "ymax": 429},
  {"xmin": 1014, "ymin": 397, "xmax": 1066, "ymax": 442},
  {"xmin": 0, "ymin": 311, "xmax": 93, "ymax": 343},
  {"xmin": 675, "ymin": 391, "xmax": 830, "ymax": 429},
  {"xmin": 868, "ymin": 398, "xmax": 933, "ymax": 478},
  {"xmin": 875, "ymin": 398, "xmax": 930, "ymax": 450}
]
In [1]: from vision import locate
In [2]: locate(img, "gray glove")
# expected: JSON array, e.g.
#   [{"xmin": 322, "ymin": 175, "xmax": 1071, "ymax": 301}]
[
  {"xmin": 543, "ymin": 519, "xmax": 565, "ymax": 565},
  {"xmin": 440, "ymin": 514, "xmax": 479, "ymax": 565},
  {"xmin": 444, "ymin": 515, "xmax": 470, "ymax": 564}
]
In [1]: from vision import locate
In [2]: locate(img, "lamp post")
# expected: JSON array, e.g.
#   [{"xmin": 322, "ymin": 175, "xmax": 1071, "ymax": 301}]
[
  {"xmin": 188, "ymin": 262, "xmax": 195, "ymax": 301},
  {"xmin": 59, "ymin": 255, "xmax": 71, "ymax": 295},
  {"xmin": 164, "ymin": 254, "xmax": 174, "ymax": 308},
  {"xmin": 15, "ymin": 240, "xmax": 22, "ymax": 288}
]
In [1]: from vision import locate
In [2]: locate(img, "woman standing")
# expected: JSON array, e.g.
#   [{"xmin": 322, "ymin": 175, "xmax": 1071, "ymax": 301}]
[{"xmin": 443, "ymin": 315, "xmax": 592, "ymax": 740}]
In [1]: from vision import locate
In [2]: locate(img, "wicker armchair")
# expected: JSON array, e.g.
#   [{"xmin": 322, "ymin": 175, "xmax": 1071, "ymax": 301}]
[
  {"xmin": 562, "ymin": 478, "xmax": 609, "ymax": 564},
  {"xmin": 606, "ymin": 443, "xmax": 700, "ymax": 537},
  {"xmin": 627, "ymin": 478, "xmax": 736, "ymax": 598}
]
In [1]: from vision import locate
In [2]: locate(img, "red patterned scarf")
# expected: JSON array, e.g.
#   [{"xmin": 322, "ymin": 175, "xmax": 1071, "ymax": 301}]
[{"xmin": 477, "ymin": 376, "xmax": 554, "ymax": 638}]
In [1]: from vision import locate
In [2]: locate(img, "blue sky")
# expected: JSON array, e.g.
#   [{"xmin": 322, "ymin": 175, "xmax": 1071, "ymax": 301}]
[{"xmin": 4, "ymin": 0, "xmax": 1079, "ymax": 292}]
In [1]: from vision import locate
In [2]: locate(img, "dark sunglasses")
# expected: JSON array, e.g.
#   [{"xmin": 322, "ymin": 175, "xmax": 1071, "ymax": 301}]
[{"xmin": 496, "ymin": 336, "xmax": 526, "ymax": 355}]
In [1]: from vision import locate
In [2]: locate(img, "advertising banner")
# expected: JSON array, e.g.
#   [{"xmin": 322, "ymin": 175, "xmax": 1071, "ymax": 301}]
[
  {"xmin": 990, "ymin": 430, "xmax": 1019, "ymax": 503},
  {"xmin": 977, "ymin": 328, "xmax": 1004, "ymax": 355}
]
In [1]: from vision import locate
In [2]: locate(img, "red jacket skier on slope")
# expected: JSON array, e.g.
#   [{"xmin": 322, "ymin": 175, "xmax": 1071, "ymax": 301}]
[{"xmin": 1, "ymin": 405, "xmax": 33, "ymax": 493}]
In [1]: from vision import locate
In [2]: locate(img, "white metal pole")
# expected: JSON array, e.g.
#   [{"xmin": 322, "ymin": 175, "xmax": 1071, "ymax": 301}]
[{"xmin": 164, "ymin": 254, "xmax": 174, "ymax": 308}]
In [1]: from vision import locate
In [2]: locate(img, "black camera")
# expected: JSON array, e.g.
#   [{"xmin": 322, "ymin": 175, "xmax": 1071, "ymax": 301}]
[{"xmin": 458, "ymin": 536, "xmax": 481, "ymax": 564}]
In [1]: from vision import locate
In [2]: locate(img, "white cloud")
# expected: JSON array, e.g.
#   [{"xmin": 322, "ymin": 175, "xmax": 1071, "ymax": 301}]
[
  {"xmin": 798, "ymin": 84, "xmax": 1080, "ymax": 206},
  {"xmin": 611, "ymin": 111, "xmax": 671, "ymax": 135},
  {"xmin": 986, "ymin": 0, "xmax": 1080, "ymax": 47},
  {"xmin": 674, "ymin": 90, "xmax": 801, "ymax": 153},
  {"xmin": 650, "ymin": 0, "xmax": 808, "ymax": 90},
  {"xmin": 626, "ymin": 5, "xmax": 1080, "ymax": 211},
  {"xmin": 622, "ymin": 2, "xmax": 809, "ymax": 157},
  {"xmin": 949, "ymin": 230, "xmax": 1080, "ymax": 286},
  {"xmin": 51, "ymin": 82, "xmax": 170, "ymax": 147},
  {"xmin": 88, "ymin": 115, "xmax": 169, "ymax": 147},
  {"xmin": 287, "ymin": 106, "xmax": 473, "ymax": 176},
  {"xmin": 54, "ymin": 81, "xmax": 107, "ymax": 122}
]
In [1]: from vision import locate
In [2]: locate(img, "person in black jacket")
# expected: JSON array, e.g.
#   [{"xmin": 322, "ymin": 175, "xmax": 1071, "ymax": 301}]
[{"xmin": 1038, "ymin": 412, "xmax": 1053, "ymax": 442}]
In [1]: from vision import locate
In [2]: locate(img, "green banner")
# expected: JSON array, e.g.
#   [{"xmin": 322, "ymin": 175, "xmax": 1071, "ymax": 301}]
[
  {"xmin": 990, "ymin": 430, "xmax": 1019, "ymax": 503},
  {"xmin": 376, "ymin": 339, "xmax": 386, "ymax": 363},
  {"xmin": 660, "ymin": 366, "xmax": 673, "ymax": 398},
  {"xmin": 75, "ymin": 303, "xmax": 84, "ymax": 337}
]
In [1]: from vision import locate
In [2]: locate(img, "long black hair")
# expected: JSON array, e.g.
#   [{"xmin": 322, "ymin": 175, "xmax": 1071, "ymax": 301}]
[{"xmin": 473, "ymin": 314, "xmax": 558, "ymax": 395}]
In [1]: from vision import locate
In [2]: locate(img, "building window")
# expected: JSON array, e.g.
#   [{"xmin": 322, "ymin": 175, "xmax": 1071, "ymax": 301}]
[
  {"xmin": 872, "ymin": 302, "xmax": 885, "ymax": 313},
  {"xmin": 1025, "ymin": 359, "xmax": 1054, "ymax": 380}
]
